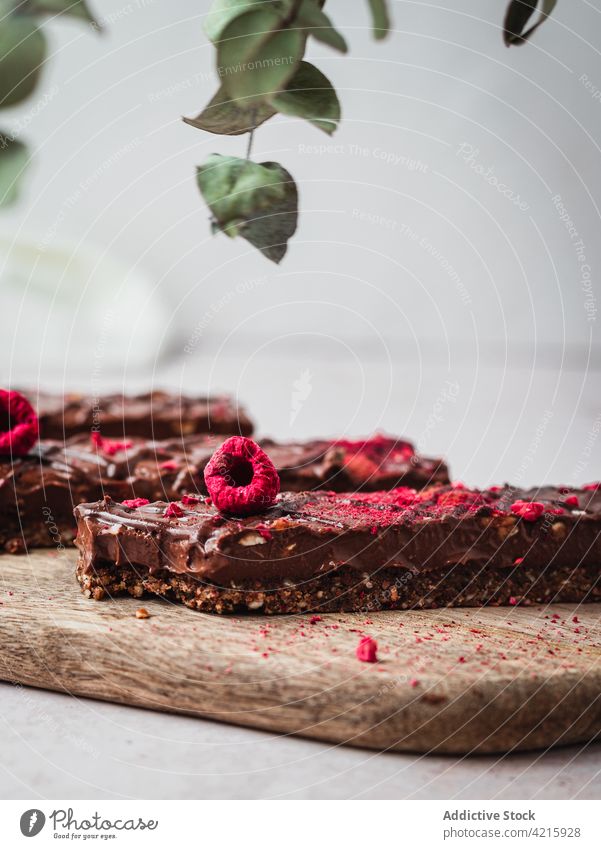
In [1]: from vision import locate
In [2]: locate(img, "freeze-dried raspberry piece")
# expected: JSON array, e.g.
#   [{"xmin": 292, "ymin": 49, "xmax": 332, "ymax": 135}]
[
  {"xmin": 122, "ymin": 498, "xmax": 150, "ymax": 508},
  {"xmin": 0, "ymin": 390, "xmax": 39, "ymax": 456},
  {"xmin": 160, "ymin": 460, "xmax": 178, "ymax": 471},
  {"xmin": 181, "ymin": 494, "xmax": 200, "ymax": 505},
  {"xmin": 91, "ymin": 431, "xmax": 132, "ymax": 456},
  {"xmin": 563, "ymin": 495, "xmax": 579, "ymax": 507},
  {"xmin": 164, "ymin": 502, "xmax": 184, "ymax": 518},
  {"xmin": 356, "ymin": 635, "xmax": 378, "ymax": 663},
  {"xmin": 204, "ymin": 436, "xmax": 280, "ymax": 516},
  {"xmin": 510, "ymin": 500, "xmax": 545, "ymax": 522}
]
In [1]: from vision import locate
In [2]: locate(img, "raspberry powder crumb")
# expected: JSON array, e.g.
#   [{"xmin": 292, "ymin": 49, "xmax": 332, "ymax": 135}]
[
  {"xmin": 164, "ymin": 502, "xmax": 184, "ymax": 518},
  {"xmin": 510, "ymin": 501, "xmax": 545, "ymax": 522},
  {"xmin": 204, "ymin": 436, "xmax": 280, "ymax": 516},
  {"xmin": 0, "ymin": 390, "xmax": 39, "ymax": 456},
  {"xmin": 91, "ymin": 431, "xmax": 132, "ymax": 456},
  {"xmin": 356, "ymin": 635, "xmax": 378, "ymax": 663},
  {"xmin": 122, "ymin": 498, "xmax": 150, "ymax": 508}
]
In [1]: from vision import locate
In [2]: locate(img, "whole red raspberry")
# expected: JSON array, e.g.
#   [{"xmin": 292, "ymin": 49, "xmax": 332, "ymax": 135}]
[
  {"xmin": 510, "ymin": 500, "xmax": 545, "ymax": 522},
  {"xmin": 204, "ymin": 436, "xmax": 280, "ymax": 516},
  {"xmin": 0, "ymin": 390, "xmax": 39, "ymax": 456}
]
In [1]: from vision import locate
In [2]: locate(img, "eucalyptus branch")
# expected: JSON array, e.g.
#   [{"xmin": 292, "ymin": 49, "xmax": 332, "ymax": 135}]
[
  {"xmin": 189, "ymin": 0, "xmax": 559, "ymax": 264},
  {"xmin": 0, "ymin": 0, "xmax": 559, "ymax": 236}
]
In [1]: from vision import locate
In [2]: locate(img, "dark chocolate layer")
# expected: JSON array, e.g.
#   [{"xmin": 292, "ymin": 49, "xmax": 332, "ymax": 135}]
[
  {"xmin": 74, "ymin": 485, "xmax": 601, "ymax": 607},
  {"xmin": 262, "ymin": 434, "xmax": 448, "ymax": 491},
  {"xmin": 30, "ymin": 390, "xmax": 253, "ymax": 439},
  {"xmin": 0, "ymin": 434, "xmax": 447, "ymax": 552}
]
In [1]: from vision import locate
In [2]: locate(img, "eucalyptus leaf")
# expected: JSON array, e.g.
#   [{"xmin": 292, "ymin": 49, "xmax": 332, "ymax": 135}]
[
  {"xmin": 0, "ymin": 134, "xmax": 28, "ymax": 206},
  {"xmin": 297, "ymin": 0, "xmax": 347, "ymax": 53},
  {"xmin": 27, "ymin": 0, "xmax": 98, "ymax": 26},
  {"xmin": 503, "ymin": 0, "xmax": 537, "ymax": 44},
  {"xmin": 240, "ymin": 172, "xmax": 297, "ymax": 262},
  {"xmin": 271, "ymin": 61, "xmax": 340, "ymax": 134},
  {"xmin": 218, "ymin": 9, "xmax": 304, "ymax": 102},
  {"xmin": 503, "ymin": 0, "xmax": 555, "ymax": 46},
  {"xmin": 204, "ymin": 0, "xmax": 273, "ymax": 44},
  {"xmin": 184, "ymin": 86, "xmax": 276, "ymax": 135},
  {"xmin": 367, "ymin": 0, "xmax": 390, "ymax": 40},
  {"xmin": 197, "ymin": 153, "xmax": 298, "ymax": 263},
  {"xmin": 0, "ymin": 14, "xmax": 47, "ymax": 107}
]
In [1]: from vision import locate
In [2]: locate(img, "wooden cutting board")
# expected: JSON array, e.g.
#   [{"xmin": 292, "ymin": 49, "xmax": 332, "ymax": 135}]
[{"xmin": 1, "ymin": 549, "xmax": 600, "ymax": 754}]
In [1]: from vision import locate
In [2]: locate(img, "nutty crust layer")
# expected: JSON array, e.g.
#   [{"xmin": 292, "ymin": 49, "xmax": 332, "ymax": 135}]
[{"xmin": 75, "ymin": 558, "xmax": 601, "ymax": 615}]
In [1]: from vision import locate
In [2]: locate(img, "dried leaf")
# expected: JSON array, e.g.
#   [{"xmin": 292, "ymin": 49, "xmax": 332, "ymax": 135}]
[{"xmin": 197, "ymin": 154, "xmax": 298, "ymax": 262}]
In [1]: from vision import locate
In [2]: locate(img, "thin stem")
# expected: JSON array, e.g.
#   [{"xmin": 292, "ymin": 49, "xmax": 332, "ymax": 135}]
[
  {"xmin": 246, "ymin": 107, "xmax": 258, "ymax": 159},
  {"xmin": 245, "ymin": 126, "xmax": 255, "ymax": 160}
]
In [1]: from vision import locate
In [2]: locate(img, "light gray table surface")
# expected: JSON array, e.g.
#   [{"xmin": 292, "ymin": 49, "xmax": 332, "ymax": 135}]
[
  {"xmin": 1, "ymin": 351, "xmax": 600, "ymax": 800},
  {"xmin": 1, "ymin": 681, "xmax": 600, "ymax": 800}
]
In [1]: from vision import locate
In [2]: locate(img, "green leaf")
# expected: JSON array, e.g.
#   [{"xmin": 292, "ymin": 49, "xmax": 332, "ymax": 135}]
[
  {"xmin": 270, "ymin": 61, "xmax": 340, "ymax": 134},
  {"xmin": 0, "ymin": 14, "xmax": 47, "ymax": 107},
  {"xmin": 204, "ymin": 0, "xmax": 272, "ymax": 44},
  {"xmin": 367, "ymin": 0, "xmax": 390, "ymax": 40},
  {"xmin": 27, "ymin": 0, "xmax": 98, "ymax": 26},
  {"xmin": 503, "ymin": 0, "xmax": 556, "ymax": 46},
  {"xmin": 184, "ymin": 86, "xmax": 276, "ymax": 135},
  {"xmin": 197, "ymin": 154, "xmax": 298, "ymax": 263},
  {"xmin": 297, "ymin": 0, "xmax": 347, "ymax": 53},
  {"xmin": 217, "ymin": 8, "xmax": 304, "ymax": 102},
  {"xmin": 0, "ymin": 134, "xmax": 28, "ymax": 206}
]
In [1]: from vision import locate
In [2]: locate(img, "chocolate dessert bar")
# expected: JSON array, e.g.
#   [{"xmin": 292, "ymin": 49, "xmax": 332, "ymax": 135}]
[
  {"xmin": 31, "ymin": 390, "xmax": 253, "ymax": 439},
  {"xmin": 0, "ymin": 434, "xmax": 220, "ymax": 553},
  {"xmin": 74, "ymin": 484, "xmax": 601, "ymax": 614},
  {"xmin": 262, "ymin": 434, "xmax": 448, "ymax": 492},
  {"xmin": 0, "ymin": 434, "xmax": 448, "ymax": 553}
]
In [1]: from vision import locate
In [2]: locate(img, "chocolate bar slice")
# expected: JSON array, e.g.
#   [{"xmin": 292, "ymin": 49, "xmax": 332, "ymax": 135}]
[
  {"xmin": 262, "ymin": 434, "xmax": 448, "ymax": 492},
  {"xmin": 31, "ymin": 390, "xmax": 253, "ymax": 439},
  {"xmin": 0, "ymin": 434, "xmax": 220, "ymax": 553},
  {"xmin": 74, "ymin": 484, "xmax": 601, "ymax": 614},
  {"xmin": 0, "ymin": 434, "xmax": 448, "ymax": 552}
]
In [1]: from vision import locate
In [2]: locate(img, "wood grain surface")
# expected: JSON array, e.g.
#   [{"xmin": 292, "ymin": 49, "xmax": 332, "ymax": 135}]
[{"xmin": 1, "ymin": 549, "xmax": 600, "ymax": 754}]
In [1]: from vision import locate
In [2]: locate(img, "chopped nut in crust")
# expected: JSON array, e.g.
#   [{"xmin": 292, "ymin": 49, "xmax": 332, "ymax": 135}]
[{"xmin": 238, "ymin": 531, "xmax": 267, "ymax": 546}]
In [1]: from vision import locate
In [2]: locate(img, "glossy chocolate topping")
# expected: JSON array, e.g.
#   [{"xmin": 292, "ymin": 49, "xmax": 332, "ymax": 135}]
[
  {"xmin": 29, "ymin": 390, "xmax": 254, "ymax": 439},
  {"xmin": 0, "ymin": 433, "xmax": 448, "ymax": 551},
  {"xmin": 262, "ymin": 434, "xmax": 448, "ymax": 491},
  {"xmin": 75, "ymin": 484, "xmax": 601, "ymax": 588}
]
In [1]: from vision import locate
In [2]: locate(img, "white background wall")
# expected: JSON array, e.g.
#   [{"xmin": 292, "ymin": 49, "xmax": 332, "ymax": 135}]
[{"xmin": 0, "ymin": 0, "xmax": 599, "ymax": 484}]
